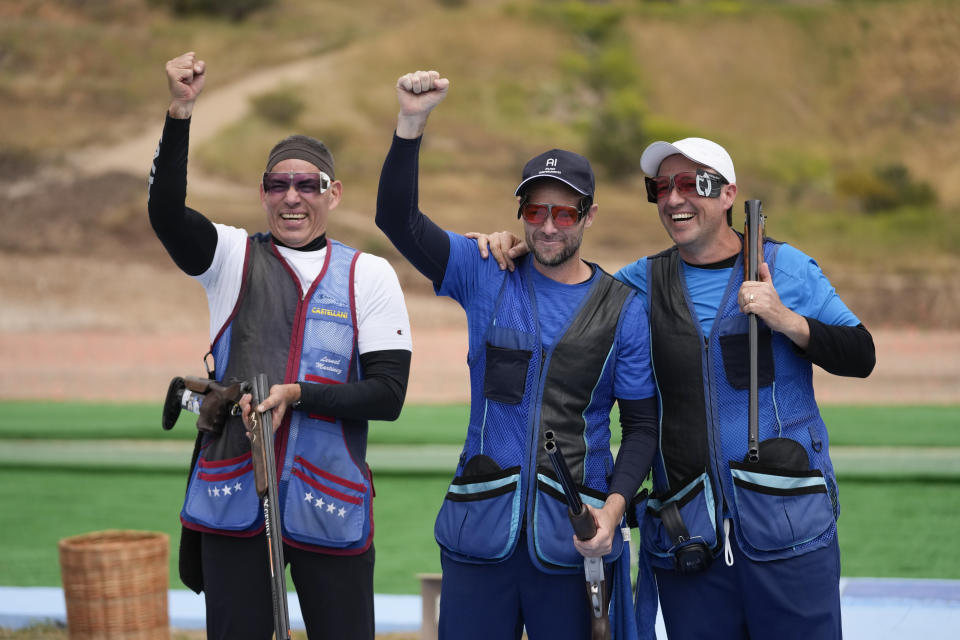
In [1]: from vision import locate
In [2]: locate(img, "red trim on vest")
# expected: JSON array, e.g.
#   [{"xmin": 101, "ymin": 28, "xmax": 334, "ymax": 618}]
[
  {"xmin": 197, "ymin": 462, "xmax": 253, "ymax": 482},
  {"xmin": 291, "ymin": 468, "xmax": 363, "ymax": 504},
  {"xmin": 198, "ymin": 451, "xmax": 251, "ymax": 469},
  {"xmin": 295, "ymin": 455, "xmax": 367, "ymax": 493}
]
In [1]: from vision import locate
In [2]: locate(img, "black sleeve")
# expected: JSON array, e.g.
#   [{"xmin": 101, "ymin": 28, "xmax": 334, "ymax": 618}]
[
  {"xmin": 375, "ymin": 134, "xmax": 450, "ymax": 287},
  {"xmin": 798, "ymin": 319, "xmax": 876, "ymax": 378},
  {"xmin": 607, "ymin": 396, "xmax": 658, "ymax": 501},
  {"xmin": 147, "ymin": 114, "xmax": 219, "ymax": 276},
  {"xmin": 296, "ymin": 349, "xmax": 411, "ymax": 422}
]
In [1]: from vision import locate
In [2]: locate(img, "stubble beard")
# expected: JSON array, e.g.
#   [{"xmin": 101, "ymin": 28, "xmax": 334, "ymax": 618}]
[{"xmin": 526, "ymin": 227, "xmax": 583, "ymax": 268}]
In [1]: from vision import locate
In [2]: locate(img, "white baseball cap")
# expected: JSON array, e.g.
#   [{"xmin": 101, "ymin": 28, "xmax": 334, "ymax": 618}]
[{"xmin": 640, "ymin": 137, "xmax": 736, "ymax": 185}]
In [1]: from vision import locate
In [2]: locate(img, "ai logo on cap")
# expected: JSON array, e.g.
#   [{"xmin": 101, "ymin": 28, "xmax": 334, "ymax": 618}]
[{"xmin": 545, "ymin": 158, "xmax": 557, "ymax": 168}]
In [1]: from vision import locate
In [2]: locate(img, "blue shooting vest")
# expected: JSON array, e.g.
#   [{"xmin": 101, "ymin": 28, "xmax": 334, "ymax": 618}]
[
  {"xmin": 434, "ymin": 257, "xmax": 633, "ymax": 573},
  {"xmin": 180, "ymin": 236, "xmax": 374, "ymax": 554},
  {"xmin": 637, "ymin": 239, "xmax": 839, "ymax": 570}
]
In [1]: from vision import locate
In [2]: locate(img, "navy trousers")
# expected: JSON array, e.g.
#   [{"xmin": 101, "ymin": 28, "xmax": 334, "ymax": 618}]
[
  {"xmin": 655, "ymin": 530, "xmax": 842, "ymax": 639},
  {"xmin": 438, "ymin": 531, "xmax": 600, "ymax": 640}
]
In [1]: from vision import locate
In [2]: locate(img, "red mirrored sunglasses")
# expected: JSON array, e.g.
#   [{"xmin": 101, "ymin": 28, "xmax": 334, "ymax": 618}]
[
  {"xmin": 517, "ymin": 201, "xmax": 586, "ymax": 227},
  {"xmin": 645, "ymin": 170, "xmax": 727, "ymax": 203}
]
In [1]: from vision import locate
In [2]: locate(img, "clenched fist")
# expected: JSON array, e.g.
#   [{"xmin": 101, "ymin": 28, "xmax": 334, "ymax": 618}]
[
  {"xmin": 166, "ymin": 51, "xmax": 206, "ymax": 119},
  {"xmin": 395, "ymin": 69, "xmax": 449, "ymax": 139}
]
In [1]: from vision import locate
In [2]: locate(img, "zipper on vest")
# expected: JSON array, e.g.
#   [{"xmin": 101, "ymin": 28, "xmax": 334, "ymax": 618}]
[
  {"xmin": 521, "ymin": 266, "xmax": 547, "ymax": 535},
  {"xmin": 702, "ymin": 336, "xmax": 730, "ymax": 515},
  {"xmin": 521, "ymin": 346, "xmax": 547, "ymax": 532}
]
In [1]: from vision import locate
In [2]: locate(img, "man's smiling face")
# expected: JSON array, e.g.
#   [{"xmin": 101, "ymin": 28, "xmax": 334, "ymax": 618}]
[
  {"xmin": 261, "ymin": 158, "xmax": 342, "ymax": 248},
  {"xmin": 655, "ymin": 153, "xmax": 736, "ymax": 263}
]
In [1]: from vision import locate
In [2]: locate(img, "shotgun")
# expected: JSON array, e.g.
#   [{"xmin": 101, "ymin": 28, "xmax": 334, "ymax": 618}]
[
  {"xmin": 162, "ymin": 373, "xmax": 291, "ymax": 638},
  {"xmin": 543, "ymin": 430, "xmax": 610, "ymax": 640},
  {"xmin": 743, "ymin": 199, "xmax": 765, "ymax": 464},
  {"xmin": 248, "ymin": 373, "xmax": 292, "ymax": 640}
]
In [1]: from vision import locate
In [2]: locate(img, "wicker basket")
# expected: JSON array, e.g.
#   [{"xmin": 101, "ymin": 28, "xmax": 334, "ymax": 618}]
[{"xmin": 58, "ymin": 530, "xmax": 170, "ymax": 639}]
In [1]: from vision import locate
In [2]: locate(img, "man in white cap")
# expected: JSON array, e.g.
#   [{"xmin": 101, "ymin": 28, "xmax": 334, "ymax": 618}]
[
  {"xmin": 618, "ymin": 137, "xmax": 875, "ymax": 639},
  {"xmin": 376, "ymin": 69, "xmax": 659, "ymax": 639},
  {"xmin": 474, "ymin": 136, "xmax": 876, "ymax": 639}
]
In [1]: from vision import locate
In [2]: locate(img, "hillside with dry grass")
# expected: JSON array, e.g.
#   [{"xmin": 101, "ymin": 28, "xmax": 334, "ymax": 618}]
[{"xmin": 1, "ymin": 0, "xmax": 958, "ymax": 331}]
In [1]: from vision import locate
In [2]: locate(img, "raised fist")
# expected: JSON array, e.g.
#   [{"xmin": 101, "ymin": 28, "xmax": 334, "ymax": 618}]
[
  {"xmin": 166, "ymin": 51, "xmax": 206, "ymax": 118},
  {"xmin": 396, "ymin": 69, "xmax": 449, "ymax": 118}
]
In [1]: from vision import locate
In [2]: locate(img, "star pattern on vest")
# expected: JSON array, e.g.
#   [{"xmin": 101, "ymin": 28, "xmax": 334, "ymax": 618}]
[
  {"xmin": 207, "ymin": 481, "xmax": 244, "ymax": 498},
  {"xmin": 303, "ymin": 491, "xmax": 348, "ymax": 517}
]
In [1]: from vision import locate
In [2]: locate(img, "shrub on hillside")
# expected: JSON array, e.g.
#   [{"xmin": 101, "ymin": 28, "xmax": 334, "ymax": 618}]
[
  {"xmin": 149, "ymin": 0, "xmax": 273, "ymax": 20},
  {"xmin": 587, "ymin": 88, "xmax": 646, "ymax": 180},
  {"xmin": 251, "ymin": 89, "xmax": 305, "ymax": 127},
  {"xmin": 835, "ymin": 163, "xmax": 937, "ymax": 213}
]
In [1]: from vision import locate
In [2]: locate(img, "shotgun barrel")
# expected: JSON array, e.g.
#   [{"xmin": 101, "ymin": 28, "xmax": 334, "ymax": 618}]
[
  {"xmin": 744, "ymin": 199, "xmax": 765, "ymax": 464},
  {"xmin": 543, "ymin": 431, "xmax": 609, "ymax": 640},
  {"xmin": 250, "ymin": 374, "xmax": 292, "ymax": 640}
]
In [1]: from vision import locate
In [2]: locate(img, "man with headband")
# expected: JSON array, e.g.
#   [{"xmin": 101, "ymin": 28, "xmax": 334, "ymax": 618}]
[
  {"xmin": 476, "ymin": 137, "xmax": 876, "ymax": 639},
  {"xmin": 149, "ymin": 51, "xmax": 411, "ymax": 640},
  {"xmin": 376, "ymin": 70, "xmax": 658, "ymax": 639}
]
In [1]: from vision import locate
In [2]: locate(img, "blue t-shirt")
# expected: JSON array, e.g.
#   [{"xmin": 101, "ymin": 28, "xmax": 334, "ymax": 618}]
[
  {"xmin": 441, "ymin": 232, "xmax": 654, "ymax": 401},
  {"xmin": 614, "ymin": 243, "xmax": 860, "ymax": 336}
]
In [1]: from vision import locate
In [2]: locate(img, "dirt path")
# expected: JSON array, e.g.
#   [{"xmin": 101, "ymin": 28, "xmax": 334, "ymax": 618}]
[{"xmin": 0, "ymin": 318, "xmax": 956, "ymax": 406}]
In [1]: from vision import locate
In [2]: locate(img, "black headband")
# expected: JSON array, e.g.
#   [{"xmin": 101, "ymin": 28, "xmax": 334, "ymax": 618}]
[{"xmin": 265, "ymin": 135, "xmax": 335, "ymax": 179}]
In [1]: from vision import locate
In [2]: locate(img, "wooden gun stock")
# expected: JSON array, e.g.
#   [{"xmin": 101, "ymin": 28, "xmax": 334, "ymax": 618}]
[{"xmin": 162, "ymin": 376, "xmax": 247, "ymax": 433}]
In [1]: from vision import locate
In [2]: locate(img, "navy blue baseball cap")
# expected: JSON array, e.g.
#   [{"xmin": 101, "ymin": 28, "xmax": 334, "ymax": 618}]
[{"xmin": 514, "ymin": 149, "xmax": 595, "ymax": 199}]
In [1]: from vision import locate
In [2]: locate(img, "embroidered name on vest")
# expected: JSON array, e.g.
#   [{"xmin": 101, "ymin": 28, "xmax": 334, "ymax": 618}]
[{"xmin": 311, "ymin": 306, "xmax": 348, "ymax": 319}]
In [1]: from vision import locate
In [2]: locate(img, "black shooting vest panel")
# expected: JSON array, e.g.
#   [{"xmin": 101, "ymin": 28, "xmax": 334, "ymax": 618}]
[
  {"xmin": 648, "ymin": 248, "xmax": 710, "ymax": 489},
  {"xmin": 535, "ymin": 270, "xmax": 634, "ymax": 483},
  {"xmin": 202, "ymin": 236, "xmax": 299, "ymax": 462}
]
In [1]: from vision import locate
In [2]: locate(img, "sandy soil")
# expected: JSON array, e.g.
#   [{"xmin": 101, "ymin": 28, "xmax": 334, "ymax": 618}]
[{"xmin": 0, "ymin": 300, "xmax": 957, "ymax": 406}]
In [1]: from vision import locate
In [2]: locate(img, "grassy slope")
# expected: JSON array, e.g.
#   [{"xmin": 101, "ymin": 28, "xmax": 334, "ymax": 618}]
[{"xmin": 1, "ymin": 0, "xmax": 957, "ymax": 280}]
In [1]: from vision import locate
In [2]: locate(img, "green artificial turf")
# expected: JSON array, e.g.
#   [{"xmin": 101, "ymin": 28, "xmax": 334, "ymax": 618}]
[
  {"xmin": 1, "ymin": 468, "xmax": 958, "ymax": 592},
  {"xmin": 0, "ymin": 467, "xmax": 448, "ymax": 594},
  {"xmin": 2, "ymin": 402, "xmax": 958, "ymax": 447}
]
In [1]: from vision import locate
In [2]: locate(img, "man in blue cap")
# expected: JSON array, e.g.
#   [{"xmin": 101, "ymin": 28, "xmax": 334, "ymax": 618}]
[{"xmin": 375, "ymin": 69, "xmax": 659, "ymax": 639}]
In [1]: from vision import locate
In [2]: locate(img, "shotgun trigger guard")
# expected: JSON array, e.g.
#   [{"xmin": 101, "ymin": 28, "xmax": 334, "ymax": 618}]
[{"xmin": 584, "ymin": 557, "xmax": 605, "ymax": 617}]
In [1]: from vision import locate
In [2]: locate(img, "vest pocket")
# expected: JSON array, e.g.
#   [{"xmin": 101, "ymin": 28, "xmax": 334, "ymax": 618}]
[
  {"xmin": 283, "ymin": 454, "xmax": 367, "ymax": 547},
  {"xmin": 434, "ymin": 464, "xmax": 522, "ymax": 561},
  {"xmin": 533, "ymin": 473, "xmax": 622, "ymax": 568},
  {"xmin": 716, "ymin": 315, "xmax": 774, "ymax": 390},
  {"xmin": 728, "ymin": 462, "xmax": 835, "ymax": 553},
  {"xmin": 182, "ymin": 452, "xmax": 260, "ymax": 531},
  {"xmin": 641, "ymin": 473, "xmax": 719, "ymax": 569},
  {"xmin": 483, "ymin": 344, "xmax": 532, "ymax": 404}
]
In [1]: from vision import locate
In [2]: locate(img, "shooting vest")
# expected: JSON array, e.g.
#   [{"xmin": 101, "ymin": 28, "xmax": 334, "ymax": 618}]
[
  {"xmin": 639, "ymin": 239, "xmax": 839, "ymax": 567},
  {"xmin": 434, "ymin": 258, "xmax": 632, "ymax": 573},
  {"xmin": 180, "ymin": 236, "xmax": 374, "ymax": 554}
]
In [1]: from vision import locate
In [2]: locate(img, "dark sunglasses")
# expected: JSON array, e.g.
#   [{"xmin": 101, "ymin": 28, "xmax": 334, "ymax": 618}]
[
  {"xmin": 262, "ymin": 171, "xmax": 331, "ymax": 197},
  {"xmin": 517, "ymin": 201, "xmax": 587, "ymax": 227},
  {"xmin": 645, "ymin": 169, "xmax": 728, "ymax": 203}
]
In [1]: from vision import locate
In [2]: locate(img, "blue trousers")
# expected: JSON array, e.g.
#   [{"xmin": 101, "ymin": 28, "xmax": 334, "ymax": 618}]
[
  {"xmin": 439, "ymin": 532, "xmax": 597, "ymax": 640},
  {"xmin": 655, "ymin": 530, "xmax": 842, "ymax": 639}
]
